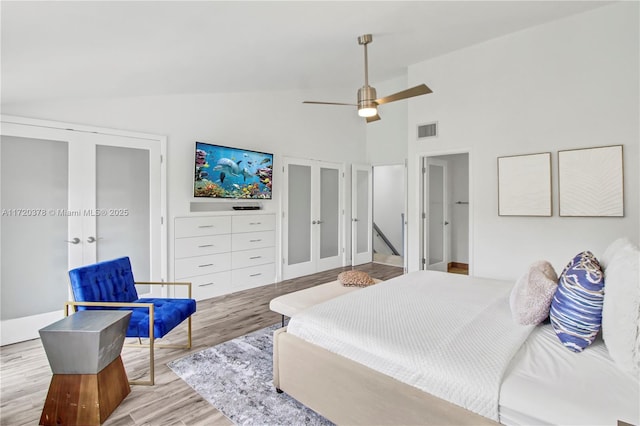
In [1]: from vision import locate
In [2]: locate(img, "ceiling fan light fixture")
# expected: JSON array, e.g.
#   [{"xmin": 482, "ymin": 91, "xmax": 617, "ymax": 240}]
[
  {"xmin": 302, "ymin": 34, "xmax": 432, "ymax": 124},
  {"xmin": 358, "ymin": 106, "xmax": 378, "ymax": 117},
  {"xmin": 357, "ymin": 86, "xmax": 377, "ymax": 117}
]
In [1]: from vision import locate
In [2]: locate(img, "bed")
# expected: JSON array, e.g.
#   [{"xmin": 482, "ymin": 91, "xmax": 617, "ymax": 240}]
[{"xmin": 273, "ymin": 241, "xmax": 640, "ymax": 425}]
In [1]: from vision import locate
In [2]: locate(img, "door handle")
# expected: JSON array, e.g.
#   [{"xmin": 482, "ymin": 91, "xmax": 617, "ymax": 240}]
[
  {"xmin": 316, "ymin": 220, "xmax": 323, "ymax": 224},
  {"xmin": 312, "ymin": 220, "xmax": 317, "ymax": 225},
  {"xmin": 352, "ymin": 218, "xmax": 358, "ymax": 222},
  {"xmin": 87, "ymin": 236, "xmax": 103, "ymax": 243},
  {"xmin": 66, "ymin": 237, "xmax": 81, "ymax": 245},
  {"xmin": 444, "ymin": 221, "xmax": 449, "ymax": 226}
]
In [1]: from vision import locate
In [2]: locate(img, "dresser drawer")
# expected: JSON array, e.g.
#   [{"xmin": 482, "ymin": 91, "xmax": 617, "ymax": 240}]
[
  {"xmin": 175, "ymin": 234, "xmax": 231, "ymax": 259},
  {"xmin": 231, "ymin": 263, "xmax": 275, "ymax": 290},
  {"xmin": 175, "ymin": 216, "xmax": 231, "ymax": 238},
  {"xmin": 231, "ymin": 247, "xmax": 275, "ymax": 269},
  {"xmin": 175, "ymin": 252, "xmax": 231, "ymax": 279},
  {"xmin": 232, "ymin": 230, "xmax": 275, "ymax": 251},
  {"xmin": 173, "ymin": 271, "xmax": 232, "ymax": 301},
  {"xmin": 232, "ymin": 214, "xmax": 275, "ymax": 233}
]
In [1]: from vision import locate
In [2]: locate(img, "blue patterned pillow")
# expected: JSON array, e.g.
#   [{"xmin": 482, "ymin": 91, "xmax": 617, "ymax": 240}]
[{"xmin": 550, "ymin": 251, "xmax": 605, "ymax": 352}]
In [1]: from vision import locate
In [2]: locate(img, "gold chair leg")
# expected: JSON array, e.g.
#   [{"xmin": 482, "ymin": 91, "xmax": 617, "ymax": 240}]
[
  {"xmin": 124, "ymin": 338, "xmax": 154, "ymax": 386},
  {"xmin": 129, "ymin": 306, "xmax": 155, "ymax": 386}
]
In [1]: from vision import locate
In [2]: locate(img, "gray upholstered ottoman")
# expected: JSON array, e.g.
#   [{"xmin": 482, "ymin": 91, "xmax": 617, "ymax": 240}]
[{"xmin": 270, "ymin": 279, "xmax": 381, "ymax": 326}]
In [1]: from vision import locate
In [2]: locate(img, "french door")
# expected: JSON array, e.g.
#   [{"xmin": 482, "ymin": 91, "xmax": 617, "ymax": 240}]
[
  {"xmin": 0, "ymin": 116, "xmax": 166, "ymax": 345},
  {"xmin": 351, "ymin": 164, "xmax": 373, "ymax": 266},
  {"xmin": 282, "ymin": 157, "xmax": 344, "ymax": 280},
  {"xmin": 423, "ymin": 157, "xmax": 449, "ymax": 271}
]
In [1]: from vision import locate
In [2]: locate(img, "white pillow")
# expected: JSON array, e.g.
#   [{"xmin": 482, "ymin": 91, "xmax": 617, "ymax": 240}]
[
  {"xmin": 510, "ymin": 260, "xmax": 558, "ymax": 325},
  {"xmin": 601, "ymin": 238, "xmax": 640, "ymax": 374}
]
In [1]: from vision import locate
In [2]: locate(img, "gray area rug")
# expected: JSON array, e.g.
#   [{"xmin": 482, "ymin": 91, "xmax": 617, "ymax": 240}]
[{"xmin": 167, "ymin": 324, "xmax": 333, "ymax": 426}]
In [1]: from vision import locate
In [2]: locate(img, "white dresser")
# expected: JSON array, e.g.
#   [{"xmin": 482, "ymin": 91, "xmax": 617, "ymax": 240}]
[{"xmin": 173, "ymin": 213, "xmax": 276, "ymax": 300}]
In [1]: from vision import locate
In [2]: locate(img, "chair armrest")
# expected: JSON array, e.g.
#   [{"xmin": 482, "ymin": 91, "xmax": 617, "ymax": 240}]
[
  {"xmin": 65, "ymin": 300, "xmax": 154, "ymax": 316},
  {"xmin": 135, "ymin": 281, "xmax": 192, "ymax": 298},
  {"xmin": 135, "ymin": 281, "xmax": 191, "ymax": 286}
]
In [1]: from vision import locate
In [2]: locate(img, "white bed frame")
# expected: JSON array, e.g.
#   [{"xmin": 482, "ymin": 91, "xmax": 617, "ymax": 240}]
[{"xmin": 273, "ymin": 327, "xmax": 497, "ymax": 425}]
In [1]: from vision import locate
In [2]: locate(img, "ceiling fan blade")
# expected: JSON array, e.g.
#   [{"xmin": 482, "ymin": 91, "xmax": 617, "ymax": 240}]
[
  {"xmin": 366, "ymin": 114, "xmax": 381, "ymax": 123},
  {"xmin": 303, "ymin": 101, "xmax": 357, "ymax": 106},
  {"xmin": 375, "ymin": 84, "xmax": 432, "ymax": 105}
]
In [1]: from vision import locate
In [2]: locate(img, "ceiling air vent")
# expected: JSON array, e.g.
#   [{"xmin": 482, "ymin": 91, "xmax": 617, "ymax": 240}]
[{"xmin": 417, "ymin": 122, "xmax": 438, "ymax": 139}]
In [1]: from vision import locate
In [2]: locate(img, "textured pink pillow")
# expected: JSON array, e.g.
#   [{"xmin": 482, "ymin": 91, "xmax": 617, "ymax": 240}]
[{"xmin": 510, "ymin": 260, "xmax": 559, "ymax": 325}]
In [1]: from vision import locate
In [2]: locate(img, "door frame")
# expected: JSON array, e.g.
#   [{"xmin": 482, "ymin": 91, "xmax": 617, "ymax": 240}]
[
  {"xmin": 419, "ymin": 149, "xmax": 473, "ymax": 275},
  {"xmin": 0, "ymin": 115, "xmax": 167, "ymax": 345}
]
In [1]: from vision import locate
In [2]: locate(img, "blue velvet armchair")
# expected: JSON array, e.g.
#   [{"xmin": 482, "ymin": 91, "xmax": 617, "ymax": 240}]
[{"xmin": 66, "ymin": 256, "xmax": 196, "ymax": 385}]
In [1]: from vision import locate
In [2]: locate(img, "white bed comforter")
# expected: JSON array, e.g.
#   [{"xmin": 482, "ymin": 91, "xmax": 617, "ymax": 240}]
[{"xmin": 287, "ymin": 270, "xmax": 534, "ymax": 421}]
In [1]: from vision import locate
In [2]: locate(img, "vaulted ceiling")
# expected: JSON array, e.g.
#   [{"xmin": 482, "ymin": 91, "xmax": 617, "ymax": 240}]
[{"xmin": 1, "ymin": 1, "xmax": 611, "ymax": 105}]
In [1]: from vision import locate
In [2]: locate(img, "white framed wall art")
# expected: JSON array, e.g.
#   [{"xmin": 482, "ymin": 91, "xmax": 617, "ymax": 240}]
[
  {"xmin": 558, "ymin": 145, "xmax": 624, "ymax": 217},
  {"xmin": 497, "ymin": 152, "xmax": 552, "ymax": 217}
]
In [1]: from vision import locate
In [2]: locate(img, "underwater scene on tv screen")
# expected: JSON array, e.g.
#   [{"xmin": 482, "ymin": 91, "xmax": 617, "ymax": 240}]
[{"xmin": 194, "ymin": 142, "xmax": 273, "ymax": 199}]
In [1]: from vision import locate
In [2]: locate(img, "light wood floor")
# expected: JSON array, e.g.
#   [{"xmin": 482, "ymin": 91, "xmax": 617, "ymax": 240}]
[{"xmin": 0, "ymin": 263, "xmax": 403, "ymax": 426}]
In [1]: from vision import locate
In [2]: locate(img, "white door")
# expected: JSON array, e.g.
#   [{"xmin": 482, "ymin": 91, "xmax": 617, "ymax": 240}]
[
  {"xmin": 423, "ymin": 158, "xmax": 449, "ymax": 271},
  {"xmin": 0, "ymin": 117, "xmax": 166, "ymax": 345},
  {"xmin": 282, "ymin": 157, "xmax": 343, "ymax": 280},
  {"xmin": 316, "ymin": 162, "xmax": 344, "ymax": 271},
  {"xmin": 351, "ymin": 164, "xmax": 373, "ymax": 266}
]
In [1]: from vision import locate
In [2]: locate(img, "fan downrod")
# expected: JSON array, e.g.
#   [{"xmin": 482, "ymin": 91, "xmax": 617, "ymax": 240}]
[{"xmin": 357, "ymin": 34, "xmax": 372, "ymax": 45}]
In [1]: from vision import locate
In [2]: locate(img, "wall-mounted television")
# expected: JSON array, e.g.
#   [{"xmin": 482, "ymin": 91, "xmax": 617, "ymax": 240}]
[{"xmin": 194, "ymin": 142, "xmax": 273, "ymax": 199}]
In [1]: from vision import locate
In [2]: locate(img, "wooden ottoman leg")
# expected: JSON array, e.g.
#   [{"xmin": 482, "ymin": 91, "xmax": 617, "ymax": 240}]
[{"xmin": 40, "ymin": 356, "xmax": 130, "ymax": 426}]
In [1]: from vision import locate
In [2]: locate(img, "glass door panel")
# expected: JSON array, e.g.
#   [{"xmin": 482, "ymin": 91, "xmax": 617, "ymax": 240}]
[
  {"xmin": 319, "ymin": 167, "xmax": 339, "ymax": 259},
  {"xmin": 287, "ymin": 164, "xmax": 312, "ymax": 266},
  {"xmin": 1, "ymin": 136, "xmax": 70, "ymax": 320},
  {"xmin": 96, "ymin": 145, "xmax": 151, "ymax": 283},
  {"xmin": 352, "ymin": 164, "xmax": 372, "ymax": 266},
  {"xmin": 356, "ymin": 170, "xmax": 370, "ymax": 254},
  {"xmin": 316, "ymin": 162, "xmax": 343, "ymax": 271},
  {"xmin": 428, "ymin": 164, "xmax": 444, "ymax": 266},
  {"xmin": 425, "ymin": 158, "xmax": 448, "ymax": 272}
]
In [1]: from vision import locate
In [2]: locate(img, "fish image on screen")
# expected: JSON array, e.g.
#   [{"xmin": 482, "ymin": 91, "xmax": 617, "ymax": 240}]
[{"xmin": 194, "ymin": 142, "xmax": 273, "ymax": 199}]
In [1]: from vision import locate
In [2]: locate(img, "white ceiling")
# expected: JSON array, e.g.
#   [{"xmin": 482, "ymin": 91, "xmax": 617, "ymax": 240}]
[{"xmin": 1, "ymin": 1, "xmax": 611, "ymax": 105}]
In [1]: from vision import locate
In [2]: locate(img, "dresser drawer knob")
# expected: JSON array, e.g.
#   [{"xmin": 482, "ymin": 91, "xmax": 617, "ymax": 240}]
[
  {"xmin": 249, "ymin": 273, "xmax": 262, "ymax": 277},
  {"xmin": 249, "ymin": 222, "xmax": 262, "ymax": 225},
  {"xmin": 249, "ymin": 239, "xmax": 262, "ymax": 242},
  {"xmin": 198, "ymin": 244, "xmax": 214, "ymax": 248},
  {"xmin": 198, "ymin": 282, "xmax": 215, "ymax": 287},
  {"xmin": 198, "ymin": 225, "xmax": 215, "ymax": 228},
  {"xmin": 249, "ymin": 256, "xmax": 262, "ymax": 259},
  {"xmin": 199, "ymin": 263, "xmax": 214, "ymax": 268}
]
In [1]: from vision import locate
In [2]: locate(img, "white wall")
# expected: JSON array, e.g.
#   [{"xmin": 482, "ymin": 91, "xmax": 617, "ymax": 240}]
[
  {"xmin": 407, "ymin": 2, "xmax": 639, "ymax": 279},
  {"xmin": 3, "ymin": 88, "xmax": 367, "ymax": 278},
  {"xmin": 366, "ymin": 76, "xmax": 409, "ymax": 165}
]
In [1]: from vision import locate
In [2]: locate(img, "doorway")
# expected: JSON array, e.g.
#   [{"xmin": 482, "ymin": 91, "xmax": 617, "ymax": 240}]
[
  {"xmin": 421, "ymin": 153, "xmax": 470, "ymax": 275},
  {"xmin": 372, "ymin": 164, "xmax": 405, "ymax": 268}
]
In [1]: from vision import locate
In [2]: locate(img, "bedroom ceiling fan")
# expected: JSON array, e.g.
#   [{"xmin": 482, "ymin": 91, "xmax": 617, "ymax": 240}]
[{"xmin": 303, "ymin": 34, "xmax": 432, "ymax": 123}]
